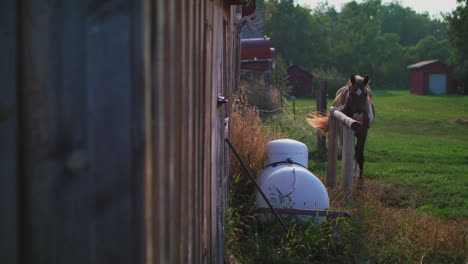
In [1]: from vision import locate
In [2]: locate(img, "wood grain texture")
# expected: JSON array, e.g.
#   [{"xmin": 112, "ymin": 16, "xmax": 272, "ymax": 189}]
[
  {"xmin": 341, "ymin": 126, "xmax": 355, "ymax": 190},
  {"xmin": 330, "ymin": 107, "xmax": 361, "ymax": 132},
  {"xmin": 10, "ymin": 1, "xmax": 239, "ymax": 263},
  {"xmin": 86, "ymin": 1, "xmax": 133, "ymax": 262},
  {"xmin": 0, "ymin": 0, "xmax": 17, "ymax": 262}
]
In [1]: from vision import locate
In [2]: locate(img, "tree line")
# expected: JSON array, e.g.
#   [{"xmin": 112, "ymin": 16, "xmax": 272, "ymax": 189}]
[{"xmin": 257, "ymin": 0, "xmax": 467, "ymax": 91}]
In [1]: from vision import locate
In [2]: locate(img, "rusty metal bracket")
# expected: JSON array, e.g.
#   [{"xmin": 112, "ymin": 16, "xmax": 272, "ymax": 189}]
[{"xmin": 217, "ymin": 94, "xmax": 228, "ymax": 106}]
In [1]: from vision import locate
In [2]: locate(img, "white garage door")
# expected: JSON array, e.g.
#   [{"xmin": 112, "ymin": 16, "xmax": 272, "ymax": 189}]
[{"xmin": 428, "ymin": 73, "xmax": 447, "ymax": 95}]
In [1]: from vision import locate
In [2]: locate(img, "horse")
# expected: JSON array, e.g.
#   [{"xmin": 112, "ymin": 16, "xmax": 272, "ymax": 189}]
[{"xmin": 307, "ymin": 75, "xmax": 375, "ymax": 188}]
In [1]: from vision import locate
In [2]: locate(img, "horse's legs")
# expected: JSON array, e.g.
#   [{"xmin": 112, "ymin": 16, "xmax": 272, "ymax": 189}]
[{"xmin": 355, "ymin": 127, "xmax": 368, "ymax": 189}]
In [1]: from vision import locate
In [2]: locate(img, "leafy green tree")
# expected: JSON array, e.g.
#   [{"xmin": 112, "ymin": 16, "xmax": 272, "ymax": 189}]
[
  {"xmin": 371, "ymin": 33, "xmax": 406, "ymax": 88},
  {"xmin": 380, "ymin": 3, "xmax": 436, "ymax": 46},
  {"xmin": 264, "ymin": 0, "xmax": 331, "ymax": 70},
  {"xmin": 446, "ymin": 0, "xmax": 468, "ymax": 90},
  {"xmin": 333, "ymin": 0, "xmax": 382, "ymax": 74},
  {"xmin": 258, "ymin": 0, "xmax": 451, "ymax": 90}
]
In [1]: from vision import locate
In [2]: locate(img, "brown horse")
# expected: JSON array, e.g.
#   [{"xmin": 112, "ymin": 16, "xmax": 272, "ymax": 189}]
[{"xmin": 308, "ymin": 75, "xmax": 375, "ymax": 187}]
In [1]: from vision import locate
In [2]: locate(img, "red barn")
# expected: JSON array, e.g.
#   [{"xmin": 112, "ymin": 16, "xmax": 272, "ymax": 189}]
[
  {"xmin": 407, "ymin": 60, "xmax": 453, "ymax": 95},
  {"xmin": 240, "ymin": 38, "xmax": 274, "ymax": 72},
  {"xmin": 287, "ymin": 65, "xmax": 313, "ymax": 97}
]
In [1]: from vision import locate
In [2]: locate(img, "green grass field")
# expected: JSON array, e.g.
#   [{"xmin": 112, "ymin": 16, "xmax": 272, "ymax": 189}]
[
  {"xmin": 364, "ymin": 90, "xmax": 468, "ymax": 217},
  {"xmin": 276, "ymin": 90, "xmax": 468, "ymax": 217}
]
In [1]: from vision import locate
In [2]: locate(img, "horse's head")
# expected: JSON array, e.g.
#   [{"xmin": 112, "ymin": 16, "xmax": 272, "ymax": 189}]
[
  {"xmin": 347, "ymin": 75, "xmax": 370, "ymax": 114},
  {"xmin": 348, "ymin": 75, "xmax": 369, "ymax": 96}
]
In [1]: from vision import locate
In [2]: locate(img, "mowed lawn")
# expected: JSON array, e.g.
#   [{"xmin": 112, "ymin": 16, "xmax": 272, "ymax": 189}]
[
  {"xmin": 366, "ymin": 90, "xmax": 467, "ymax": 217},
  {"xmin": 281, "ymin": 90, "xmax": 468, "ymax": 217}
]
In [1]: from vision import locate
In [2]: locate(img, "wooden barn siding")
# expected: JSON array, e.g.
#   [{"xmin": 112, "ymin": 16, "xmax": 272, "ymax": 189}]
[
  {"xmin": 16, "ymin": 0, "xmax": 142, "ymax": 263},
  {"xmin": 0, "ymin": 0, "xmax": 18, "ymax": 263},
  {"xmin": 144, "ymin": 1, "xmax": 237, "ymax": 262},
  {"xmin": 410, "ymin": 70, "xmax": 425, "ymax": 94},
  {"xmin": 288, "ymin": 67, "xmax": 313, "ymax": 97},
  {"xmin": 0, "ymin": 0, "xmax": 240, "ymax": 263}
]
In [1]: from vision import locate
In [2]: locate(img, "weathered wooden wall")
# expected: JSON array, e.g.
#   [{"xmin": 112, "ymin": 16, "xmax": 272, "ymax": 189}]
[
  {"xmin": 0, "ymin": 0, "xmax": 241, "ymax": 263},
  {"xmin": 0, "ymin": 0, "xmax": 18, "ymax": 263}
]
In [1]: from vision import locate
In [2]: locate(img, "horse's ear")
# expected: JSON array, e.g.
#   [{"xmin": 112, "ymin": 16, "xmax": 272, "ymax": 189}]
[
  {"xmin": 350, "ymin": 75, "xmax": 356, "ymax": 85},
  {"xmin": 364, "ymin": 75, "xmax": 370, "ymax": 85}
]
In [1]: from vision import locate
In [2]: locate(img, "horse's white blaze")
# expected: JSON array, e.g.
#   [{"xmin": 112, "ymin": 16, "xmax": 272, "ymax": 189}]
[{"xmin": 356, "ymin": 88, "xmax": 362, "ymax": 96}]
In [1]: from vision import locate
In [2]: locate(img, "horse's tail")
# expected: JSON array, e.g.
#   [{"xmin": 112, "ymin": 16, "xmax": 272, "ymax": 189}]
[{"xmin": 306, "ymin": 112, "xmax": 329, "ymax": 136}]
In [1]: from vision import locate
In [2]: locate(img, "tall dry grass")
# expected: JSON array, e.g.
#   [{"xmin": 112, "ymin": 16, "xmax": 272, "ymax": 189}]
[
  {"xmin": 329, "ymin": 181, "xmax": 467, "ymax": 263},
  {"xmin": 231, "ymin": 92, "xmax": 286, "ymax": 181}
]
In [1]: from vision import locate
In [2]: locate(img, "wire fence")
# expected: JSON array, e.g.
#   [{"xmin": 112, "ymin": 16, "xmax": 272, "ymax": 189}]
[
  {"xmin": 257, "ymin": 96, "xmax": 318, "ymax": 139},
  {"xmin": 255, "ymin": 82, "xmax": 330, "ymax": 152}
]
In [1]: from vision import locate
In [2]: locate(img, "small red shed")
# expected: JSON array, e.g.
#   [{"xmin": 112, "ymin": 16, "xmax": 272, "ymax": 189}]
[
  {"xmin": 287, "ymin": 65, "xmax": 313, "ymax": 97},
  {"xmin": 407, "ymin": 60, "xmax": 453, "ymax": 95}
]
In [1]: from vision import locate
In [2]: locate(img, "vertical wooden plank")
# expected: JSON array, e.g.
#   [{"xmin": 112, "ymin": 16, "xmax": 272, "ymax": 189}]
[
  {"xmin": 211, "ymin": 2, "xmax": 220, "ymax": 263},
  {"xmin": 141, "ymin": 0, "xmax": 154, "ymax": 263},
  {"xmin": 130, "ymin": 0, "xmax": 146, "ymax": 263},
  {"xmin": 203, "ymin": 0, "xmax": 214, "ymax": 262},
  {"xmin": 0, "ymin": 0, "xmax": 17, "ymax": 262},
  {"xmin": 341, "ymin": 126, "xmax": 355, "ymax": 191},
  {"xmin": 53, "ymin": 2, "xmax": 91, "ymax": 263},
  {"xmin": 18, "ymin": 1, "xmax": 67, "ymax": 262},
  {"xmin": 184, "ymin": 1, "xmax": 196, "ymax": 262},
  {"xmin": 195, "ymin": 1, "xmax": 205, "ymax": 262},
  {"xmin": 153, "ymin": 0, "xmax": 166, "ymax": 263},
  {"xmin": 191, "ymin": 1, "xmax": 200, "ymax": 263},
  {"xmin": 163, "ymin": 0, "xmax": 180, "ymax": 262},
  {"xmin": 85, "ymin": 1, "xmax": 133, "ymax": 262},
  {"xmin": 327, "ymin": 117, "xmax": 338, "ymax": 188},
  {"xmin": 178, "ymin": 0, "xmax": 191, "ymax": 262},
  {"xmin": 17, "ymin": 0, "xmax": 96, "ymax": 263}
]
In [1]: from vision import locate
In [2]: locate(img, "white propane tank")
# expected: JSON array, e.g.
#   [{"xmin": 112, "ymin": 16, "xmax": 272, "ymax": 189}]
[{"xmin": 256, "ymin": 139, "xmax": 330, "ymax": 221}]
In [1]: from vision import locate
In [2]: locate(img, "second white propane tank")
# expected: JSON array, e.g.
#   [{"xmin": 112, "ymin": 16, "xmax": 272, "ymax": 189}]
[{"xmin": 256, "ymin": 139, "xmax": 330, "ymax": 220}]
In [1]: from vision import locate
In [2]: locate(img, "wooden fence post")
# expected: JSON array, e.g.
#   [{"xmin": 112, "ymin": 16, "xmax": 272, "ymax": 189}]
[
  {"xmin": 317, "ymin": 80, "xmax": 327, "ymax": 155},
  {"xmin": 327, "ymin": 107, "xmax": 360, "ymax": 193},
  {"xmin": 341, "ymin": 126, "xmax": 355, "ymax": 190},
  {"xmin": 326, "ymin": 117, "xmax": 337, "ymax": 188}
]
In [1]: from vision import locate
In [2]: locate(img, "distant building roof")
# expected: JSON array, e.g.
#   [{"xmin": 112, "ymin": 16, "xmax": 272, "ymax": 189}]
[
  {"xmin": 240, "ymin": 38, "xmax": 273, "ymax": 72},
  {"xmin": 407, "ymin": 59, "xmax": 440, "ymax": 69}
]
